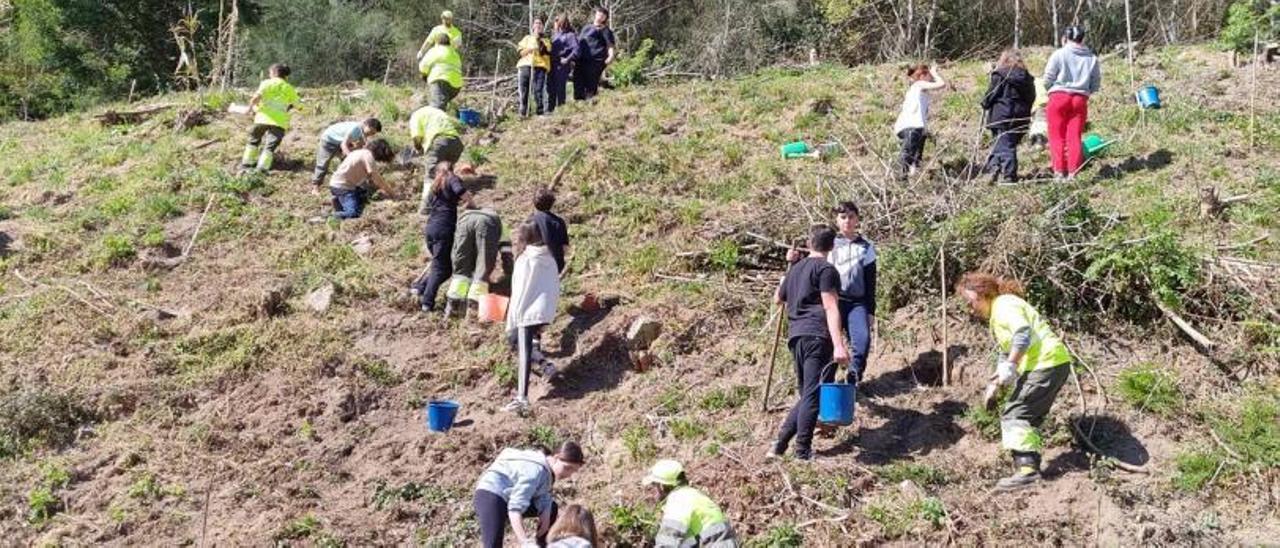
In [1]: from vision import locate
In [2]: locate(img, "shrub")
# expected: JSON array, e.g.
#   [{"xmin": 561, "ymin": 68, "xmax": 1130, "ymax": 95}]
[
  {"xmin": 699, "ymin": 386, "xmax": 753, "ymax": 411},
  {"xmin": 1116, "ymin": 364, "xmax": 1180, "ymax": 416},
  {"xmin": 0, "ymin": 387, "xmax": 95, "ymax": 458},
  {"xmin": 609, "ymin": 503, "xmax": 658, "ymax": 543},
  {"xmin": 876, "ymin": 462, "xmax": 949, "ymax": 487},
  {"xmin": 622, "ymin": 424, "xmax": 657, "ymax": 462},
  {"xmin": 94, "ymin": 233, "xmax": 135, "ymax": 268}
]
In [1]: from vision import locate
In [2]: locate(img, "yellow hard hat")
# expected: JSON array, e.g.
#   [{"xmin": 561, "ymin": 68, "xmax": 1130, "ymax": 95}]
[{"xmin": 642, "ymin": 459, "xmax": 683, "ymax": 486}]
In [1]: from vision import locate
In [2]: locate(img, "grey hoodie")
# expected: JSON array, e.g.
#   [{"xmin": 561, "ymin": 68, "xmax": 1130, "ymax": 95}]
[
  {"xmin": 474, "ymin": 448, "xmax": 553, "ymax": 514},
  {"xmin": 1043, "ymin": 44, "xmax": 1101, "ymax": 96}
]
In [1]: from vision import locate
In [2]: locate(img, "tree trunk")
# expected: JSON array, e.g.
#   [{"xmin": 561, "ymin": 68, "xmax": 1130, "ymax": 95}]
[
  {"xmin": 1015, "ymin": 0, "xmax": 1022, "ymax": 49},
  {"xmin": 1050, "ymin": 0, "xmax": 1059, "ymax": 45}
]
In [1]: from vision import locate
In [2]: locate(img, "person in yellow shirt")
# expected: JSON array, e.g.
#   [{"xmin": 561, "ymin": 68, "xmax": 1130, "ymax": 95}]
[
  {"xmin": 957, "ymin": 272, "xmax": 1073, "ymax": 491},
  {"xmin": 418, "ymin": 34, "xmax": 464, "ymax": 110},
  {"xmin": 418, "ymin": 10, "xmax": 463, "ymax": 59},
  {"xmin": 642, "ymin": 460, "xmax": 739, "ymax": 547},
  {"xmin": 517, "ymin": 17, "xmax": 552, "ymax": 117},
  {"xmin": 408, "ymin": 104, "xmax": 464, "ymax": 215},
  {"xmin": 242, "ymin": 63, "xmax": 300, "ymax": 172}
]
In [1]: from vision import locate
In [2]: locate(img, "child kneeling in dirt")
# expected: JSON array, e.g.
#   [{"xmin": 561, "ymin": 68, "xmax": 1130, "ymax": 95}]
[
  {"xmin": 241, "ymin": 63, "xmax": 300, "ymax": 173},
  {"xmin": 768, "ymin": 224, "xmax": 851, "ymax": 461},
  {"xmin": 504, "ymin": 220, "xmax": 561, "ymax": 414},
  {"xmin": 311, "ymin": 118, "xmax": 382, "ymax": 190},
  {"xmin": 325, "ymin": 138, "xmax": 398, "ymax": 220}
]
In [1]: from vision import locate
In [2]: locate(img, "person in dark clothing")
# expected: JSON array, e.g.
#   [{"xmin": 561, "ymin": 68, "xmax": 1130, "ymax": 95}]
[
  {"xmin": 981, "ymin": 49, "xmax": 1037, "ymax": 184},
  {"xmin": 549, "ymin": 15, "xmax": 579, "ymax": 112},
  {"xmin": 768, "ymin": 225, "xmax": 851, "ymax": 461},
  {"xmin": 413, "ymin": 161, "xmax": 473, "ymax": 313},
  {"xmin": 573, "ymin": 7, "xmax": 616, "ymax": 101},
  {"xmin": 531, "ymin": 187, "xmax": 571, "ymax": 275}
]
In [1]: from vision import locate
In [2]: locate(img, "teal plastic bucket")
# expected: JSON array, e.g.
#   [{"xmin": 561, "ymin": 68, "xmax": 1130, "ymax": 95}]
[
  {"xmin": 780, "ymin": 141, "xmax": 811, "ymax": 159},
  {"xmin": 1136, "ymin": 85, "xmax": 1161, "ymax": 109},
  {"xmin": 818, "ymin": 383, "xmax": 855, "ymax": 425},
  {"xmin": 426, "ymin": 400, "xmax": 460, "ymax": 432}
]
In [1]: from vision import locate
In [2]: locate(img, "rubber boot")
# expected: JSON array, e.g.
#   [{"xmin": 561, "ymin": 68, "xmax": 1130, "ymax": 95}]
[
  {"xmin": 241, "ymin": 145, "xmax": 259, "ymax": 168},
  {"xmin": 996, "ymin": 451, "xmax": 1042, "ymax": 491},
  {"xmin": 256, "ymin": 150, "xmax": 274, "ymax": 172}
]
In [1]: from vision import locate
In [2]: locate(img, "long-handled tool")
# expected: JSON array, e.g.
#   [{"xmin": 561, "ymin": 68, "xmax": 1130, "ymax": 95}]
[{"xmin": 761, "ymin": 304, "xmax": 785, "ymax": 412}]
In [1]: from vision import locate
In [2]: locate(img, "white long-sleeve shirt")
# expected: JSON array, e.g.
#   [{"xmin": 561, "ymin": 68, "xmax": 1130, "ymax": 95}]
[{"xmin": 893, "ymin": 72, "xmax": 947, "ymax": 135}]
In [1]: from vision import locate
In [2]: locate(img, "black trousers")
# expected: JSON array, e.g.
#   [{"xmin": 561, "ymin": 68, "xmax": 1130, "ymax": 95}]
[
  {"xmin": 573, "ymin": 61, "xmax": 605, "ymax": 101},
  {"xmin": 417, "ymin": 227, "xmax": 455, "ymax": 310},
  {"xmin": 474, "ymin": 489, "xmax": 558, "ymax": 548},
  {"xmin": 986, "ymin": 125, "xmax": 1026, "ymax": 181},
  {"xmin": 518, "ymin": 66, "xmax": 548, "ymax": 116},
  {"xmin": 774, "ymin": 336, "xmax": 835, "ymax": 459},
  {"xmin": 548, "ymin": 65, "xmax": 571, "ymax": 111},
  {"xmin": 897, "ymin": 128, "xmax": 926, "ymax": 175}
]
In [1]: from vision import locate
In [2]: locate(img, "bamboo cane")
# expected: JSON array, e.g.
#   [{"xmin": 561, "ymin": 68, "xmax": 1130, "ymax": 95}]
[{"xmin": 761, "ymin": 304, "xmax": 785, "ymax": 412}]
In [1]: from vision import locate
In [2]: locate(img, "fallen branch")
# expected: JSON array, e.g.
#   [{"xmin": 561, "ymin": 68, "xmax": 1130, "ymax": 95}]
[
  {"xmin": 1070, "ymin": 418, "xmax": 1150, "ymax": 474},
  {"xmin": 549, "ymin": 147, "xmax": 584, "ymax": 190},
  {"xmin": 13, "ymin": 270, "xmax": 113, "ymax": 318},
  {"xmin": 95, "ymin": 103, "xmax": 179, "ymax": 125},
  {"xmin": 183, "ymin": 194, "xmax": 217, "ymax": 257},
  {"xmin": 1208, "ymin": 427, "xmax": 1245, "ymax": 462},
  {"xmin": 1155, "ymin": 300, "xmax": 1216, "ymax": 350},
  {"xmin": 1215, "ymin": 234, "xmax": 1269, "ymax": 251}
]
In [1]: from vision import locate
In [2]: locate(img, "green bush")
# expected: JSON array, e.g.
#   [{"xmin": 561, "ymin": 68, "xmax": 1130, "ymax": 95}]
[
  {"xmin": 0, "ymin": 387, "xmax": 95, "ymax": 458},
  {"xmin": 1116, "ymin": 364, "xmax": 1181, "ymax": 416},
  {"xmin": 1219, "ymin": 2, "xmax": 1280, "ymax": 55},
  {"xmin": 609, "ymin": 38, "xmax": 657, "ymax": 88}
]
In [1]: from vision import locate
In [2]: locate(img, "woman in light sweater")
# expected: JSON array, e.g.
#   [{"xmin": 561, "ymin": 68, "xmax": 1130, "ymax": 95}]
[
  {"xmin": 892, "ymin": 63, "xmax": 947, "ymax": 180},
  {"xmin": 504, "ymin": 219, "xmax": 562, "ymax": 414},
  {"xmin": 474, "ymin": 442, "xmax": 586, "ymax": 548},
  {"xmin": 1043, "ymin": 26, "xmax": 1102, "ymax": 180}
]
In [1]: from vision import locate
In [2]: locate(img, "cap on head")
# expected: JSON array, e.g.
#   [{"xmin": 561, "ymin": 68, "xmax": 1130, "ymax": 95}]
[{"xmin": 642, "ymin": 459, "xmax": 683, "ymax": 486}]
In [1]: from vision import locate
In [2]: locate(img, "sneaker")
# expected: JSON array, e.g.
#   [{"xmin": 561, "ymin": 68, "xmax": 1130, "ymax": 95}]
[
  {"xmin": 502, "ymin": 398, "xmax": 531, "ymax": 415},
  {"xmin": 764, "ymin": 448, "xmax": 783, "ymax": 461},
  {"xmin": 539, "ymin": 361, "xmax": 558, "ymax": 379},
  {"xmin": 995, "ymin": 469, "xmax": 1042, "ymax": 491},
  {"xmin": 307, "ymin": 215, "xmax": 328, "ymax": 224}
]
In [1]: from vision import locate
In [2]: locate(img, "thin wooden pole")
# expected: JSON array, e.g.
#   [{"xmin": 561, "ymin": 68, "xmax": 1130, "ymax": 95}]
[
  {"xmin": 1250, "ymin": 29, "xmax": 1260, "ymax": 151},
  {"xmin": 939, "ymin": 243, "xmax": 949, "ymax": 386},
  {"xmin": 1014, "ymin": 0, "xmax": 1022, "ymax": 49},
  {"xmin": 761, "ymin": 306, "xmax": 785, "ymax": 412}
]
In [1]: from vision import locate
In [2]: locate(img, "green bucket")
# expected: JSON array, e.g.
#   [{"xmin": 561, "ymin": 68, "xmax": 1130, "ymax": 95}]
[
  {"xmin": 1082, "ymin": 134, "xmax": 1112, "ymax": 158},
  {"xmin": 780, "ymin": 141, "xmax": 812, "ymax": 159}
]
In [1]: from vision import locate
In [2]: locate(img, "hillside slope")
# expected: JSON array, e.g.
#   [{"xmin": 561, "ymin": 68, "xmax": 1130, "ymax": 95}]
[{"xmin": 1, "ymin": 45, "xmax": 1278, "ymax": 545}]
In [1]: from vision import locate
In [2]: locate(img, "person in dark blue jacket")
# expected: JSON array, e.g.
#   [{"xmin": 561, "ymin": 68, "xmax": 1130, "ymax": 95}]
[
  {"xmin": 573, "ymin": 7, "xmax": 616, "ymax": 101},
  {"xmin": 549, "ymin": 15, "xmax": 579, "ymax": 112},
  {"xmin": 981, "ymin": 49, "xmax": 1037, "ymax": 184}
]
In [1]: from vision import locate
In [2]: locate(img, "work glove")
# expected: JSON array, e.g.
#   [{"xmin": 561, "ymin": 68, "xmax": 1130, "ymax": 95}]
[
  {"xmin": 990, "ymin": 359, "xmax": 1016, "ymax": 386},
  {"xmin": 982, "ymin": 382, "xmax": 1001, "ymax": 411}
]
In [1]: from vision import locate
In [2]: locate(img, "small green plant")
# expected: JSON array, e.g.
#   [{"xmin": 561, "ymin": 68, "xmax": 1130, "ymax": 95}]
[
  {"xmin": 963, "ymin": 403, "xmax": 1002, "ymax": 440},
  {"xmin": 127, "ymin": 472, "xmax": 162, "ymax": 501},
  {"xmin": 276, "ymin": 514, "xmax": 322, "ymax": 540},
  {"xmin": 708, "ymin": 239, "xmax": 740, "ymax": 273},
  {"xmin": 357, "ymin": 359, "xmax": 399, "ymax": 387},
  {"xmin": 95, "ymin": 233, "xmax": 136, "ymax": 268},
  {"xmin": 27, "ymin": 486, "xmax": 62, "ymax": 525},
  {"xmin": 528, "ymin": 425, "xmax": 559, "ymax": 449},
  {"xmin": 699, "ymin": 386, "xmax": 753, "ymax": 411},
  {"xmin": 668, "ymin": 417, "xmax": 706, "ymax": 441},
  {"xmin": 1116, "ymin": 364, "xmax": 1180, "ymax": 416},
  {"xmin": 609, "ymin": 503, "xmax": 658, "ymax": 542},
  {"xmin": 876, "ymin": 462, "xmax": 949, "ymax": 487},
  {"xmin": 371, "ymin": 480, "xmax": 438, "ymax": 510},
  {"xmin": 657, "ymin": 387, "xmax": 685, "ymax": 416},
  {"xmin": 622, "ymin": 424, "xmax": 657, "ymax": 462},
  {"xmin": 298, "ymin": 419, "xmax": 316, "ymax": 441},
  {"xmin": 864, "ymin": 495, "xmax": 948, "ymax": 539},
  {"xmin": 751, "ymin": 524, "xmax": 803, "ymax": 547}
]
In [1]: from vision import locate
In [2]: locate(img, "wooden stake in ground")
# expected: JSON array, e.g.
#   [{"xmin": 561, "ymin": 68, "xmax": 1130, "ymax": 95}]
[
  {"xmin": 762, "ymin": 304, "xmax": 784, "ymax": 412},
  {"xmin": 1250, "ymin": 29, "xmax": 1260, "ymax": 151},
  {"xmin": 939, "ymin": 243, "xmax": 949, "ymax": 386}
]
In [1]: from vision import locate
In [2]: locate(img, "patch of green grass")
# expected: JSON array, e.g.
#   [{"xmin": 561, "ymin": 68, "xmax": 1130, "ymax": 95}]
[
  {"xmin": 127, "ymin": 472, "xmax": 163, "ymax": 501},
  {"xmin": 357, "ymin": 358, "xmax": 399, "ymax": 387},
  {"xmin": 298, "ymin": 419, "xmax": 316, "ymax": 441},
  {"xmin": 94, "ymin": 233, "xmax": 136, "ymax": 268},
  {"xmin": 140, "ymin": 226, "xmax": 166, "ymax": 247},
  {"xmin": 875, "ymin": 462, "xmax": 949, "ymax": 487},
  {"xmin": 668, "ymin": 417, "xmax": 707, "ymax": 441},
  {"xmin": 371, "ymin": 480, "xmax": 446, "ymax": 510},
  {"xmin": 749, "ymin": 524, "xmax": 803, "ymax": 547},
  {"xmin": 864, "ymin": 495, "xmax": 948, "ymax": 539},
  {"xmin": 708, "ymin": 239, "xmax": 740, "ymax": 273},
  {"xmin": 173, "ymin": 326, "xmax": 264, "ymax": 380},
  {"xmin": 699, "ymin": 386, "xmax": 753, "ymax": 412},
  {"xmin": 624, "ymin": 243, "xmax": 662, "ymax": 278},
  {"xmin": 528, "ymin": 425, "xmax": 559, "ymax": 449},
  {"xmin": 1116, "ymin": 363, "xmax": 1180, "ymax": 416},
  {"xmin": 609, "ymin": 503, "xmax": 659, "ymax": 544},
  {"xmin": 27, "ymin": 486, "xmax": 61, "ymax": 525},
  {"xmin": 962, "ymin": 404, "xmax": 1001, "ymax": 441},
  {"xmin": 0, "ymin": 387, "xmax": 95, "ymax": 458},
  {"xmin": 1173, "ymin": 450, "xmax": 1218, "ymax": 491},
  {"xmin": 657, "ymin": 387, "xmax": 685, "ymax": 416},
  {"xmin": 622, "ymin": 424, "xmax": 657, "ymax": 462}
]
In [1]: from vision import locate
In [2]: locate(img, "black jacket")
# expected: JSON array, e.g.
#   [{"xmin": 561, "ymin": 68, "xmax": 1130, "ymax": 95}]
[{"xmin": 981, "ymin": 67, "xmax": 1036, "ymax": 130}]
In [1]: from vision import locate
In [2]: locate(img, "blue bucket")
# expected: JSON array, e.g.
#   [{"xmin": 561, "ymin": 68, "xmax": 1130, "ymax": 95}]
[
  {"xmin": 818, "ymin": 383, "xmax": 855, "ymax": 425},
  {"xmin": 1137, "ymin": 85, "xmax": 1161, "ymax": 109},
  {"xmin": 457, "ymin": 108, "xmax": 482, "ymax": 127},
  {"xmin": 426, "ymin": 400, "xmax": 461, "ymax": 432}
]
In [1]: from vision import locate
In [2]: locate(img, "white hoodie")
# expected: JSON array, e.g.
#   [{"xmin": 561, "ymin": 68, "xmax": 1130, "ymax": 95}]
[{"xmin": 507, "ymin": 245, "xmax": 560, "ymax": 331}]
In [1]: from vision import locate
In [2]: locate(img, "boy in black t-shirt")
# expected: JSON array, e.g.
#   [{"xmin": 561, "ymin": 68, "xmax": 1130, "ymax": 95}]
[
  {"xmin": 768, "ymin": 225, "xmax": 851, "ymax": 461},
  {"xmin": 531, "ymin": 187, "xmax": 570, "ymax": 275}
]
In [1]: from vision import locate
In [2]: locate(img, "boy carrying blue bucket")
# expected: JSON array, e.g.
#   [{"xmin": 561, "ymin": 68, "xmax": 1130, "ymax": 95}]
[{"xmin": 767, "ymin": 224, "xmax": 851, "ymax": 461}]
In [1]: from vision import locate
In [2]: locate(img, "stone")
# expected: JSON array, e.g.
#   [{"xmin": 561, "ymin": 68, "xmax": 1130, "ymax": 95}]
[
  {"xmin": 626, "ymin": 317, "xmax": 662, "ymax": 350},
  {"xmin": 351, "ymin": 234, "xmax": 373, "ymax": 256},
  {"xmin": 305, "ymin": 283, "xmax": 335, "ymax": 314}
]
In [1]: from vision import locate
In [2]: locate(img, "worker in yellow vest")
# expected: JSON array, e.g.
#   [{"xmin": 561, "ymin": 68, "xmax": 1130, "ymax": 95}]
[
  {"xmin": 419, "ymin": 10, "xmax": 463, "ymax": 58},
  {"xmin": 241, "ymin": 63, "xmax": 300, "ymax": 173},
  {"xmin": 956, "ymin": 272, "xmax": 1072, "ymax": 491},
  {"xmin": 408, "ymin": 104, "xmax": 464, "ymax": 215},
  {"xmin": 418, "ymin": 33, "xmax": 464, "ymax": 110},
  {"xmin": 643, "ymin": 460, "xmax": 739, "ymax": 547}
]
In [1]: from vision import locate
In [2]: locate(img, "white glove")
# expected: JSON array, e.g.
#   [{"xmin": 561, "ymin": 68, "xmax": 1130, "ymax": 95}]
[
  {"xmin": 992, "ymin": 360, "xmax": 1017, "ymax": 386},
  {"xmin": 519, "ymin": 541, "xmax": 539, "ymax": 548}
]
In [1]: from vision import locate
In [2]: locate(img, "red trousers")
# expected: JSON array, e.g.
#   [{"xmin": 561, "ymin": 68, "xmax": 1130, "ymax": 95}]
[{"xmin": 1046, "ymin": 92, "xmax": 1090, "ymax": 174}]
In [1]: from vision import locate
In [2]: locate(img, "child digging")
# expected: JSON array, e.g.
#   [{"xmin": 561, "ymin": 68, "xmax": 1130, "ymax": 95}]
[
  {"xmin": 768, "ymin": 224, "xmax": 851, "ymax": 461},
  {"xmin": 242, "ymin": 63, "xmax": 300, "ymax": 173},
  {"xmin": 324, "ymin": 138, "xmax": 398, "ymax": 220},
  {"xmin": 892, "ymin": 63, "xmax": 947, "ymax": 180},
  {"xmin": 504, "ymin": 220, "xmax": 561, "ymax": 415},
  {"xmin": 311, "ymin": 118, "xmax": 382, "ymax": 191}
]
